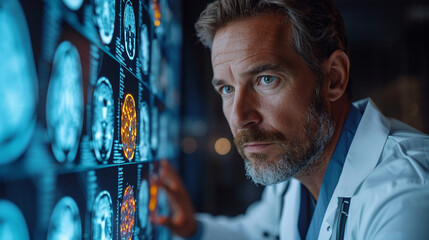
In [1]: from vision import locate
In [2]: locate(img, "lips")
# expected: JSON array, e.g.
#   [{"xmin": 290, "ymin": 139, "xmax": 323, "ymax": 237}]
[{"xmin": 243, "ymin": 142, "xmax": 274, "ymax": 153}]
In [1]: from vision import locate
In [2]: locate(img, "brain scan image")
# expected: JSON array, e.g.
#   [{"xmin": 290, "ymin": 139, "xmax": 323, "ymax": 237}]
[
  {"xmin": 47, "ymin": 197, "xmax": 82, "ymax": 240},
  {"xmin": 46, "ymin": 41, "xmax": 84, "ymax": 163},
  {"xmin": 62, "ymin": 0, "xmax": 84, "ymax": 11},
  {"xmin": 92, "ymin": 77, "xmax": 115, "ymax": 163},
  {"xmin": 151, "ymin": 106, "xmax": 159, "ymax": 153},
  {"xmin": 123, "ymin": 0, "xmax": 136, "ymax": 60},
  {"xmin": 95, "ymin": 0, "xmax": 115, "ymax": 44},
  {"xmin": 139, "ymin": 102, "xmax": 151, "ymax": 161},
  {"xmin": 150, "ymin": 38, "xmax": 161, "ymax": 94},
  {"xmin": 92, "ymin": 191, "xmax": 113, "ymax": 240},
  {"xmin": 0, "ymin": 200, "xmax": 30, "ymax": 240},
  {"xmin": 120, "ymin": 185, "xmax": 135, "ymax": 240},
  {"xmin": 138, "ymin": 179, "xmax": 149, "ymax": 229},
  {"xmin": 121, "ymin": 94, "xmax": 137, "ymax": 160},
  {"xmin": 0, "ymin": 0, "xmax": 38, "ymax": 164},
  {"xmin": 140, "ymin": 24, "xmax": 150, "ymax": 75}
]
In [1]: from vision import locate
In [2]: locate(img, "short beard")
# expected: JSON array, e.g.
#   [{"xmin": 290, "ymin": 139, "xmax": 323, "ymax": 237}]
[{"xmin": 235, "ymin": 86, "xmax": 335, "ymax": 186}]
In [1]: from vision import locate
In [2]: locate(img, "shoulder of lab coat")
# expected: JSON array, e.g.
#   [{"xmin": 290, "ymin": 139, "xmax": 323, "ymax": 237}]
[
  {"xmin": 321, "ymin": 98, "xmax": 429, "ymax": 239},
  {"xmin": 194, "ymin": 180, "xmax": 292, "ymax": 240}
]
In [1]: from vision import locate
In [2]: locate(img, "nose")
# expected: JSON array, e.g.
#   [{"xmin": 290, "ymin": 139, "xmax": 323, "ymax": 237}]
[{"xmin": 227, "ymin": 88, "xmax": 261, "ymax": 130}]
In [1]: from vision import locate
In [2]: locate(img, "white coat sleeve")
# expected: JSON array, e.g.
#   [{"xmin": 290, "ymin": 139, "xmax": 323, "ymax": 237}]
[{"xmin": 194, "ymin": 182, "xmax": 289, "ymax": 240}]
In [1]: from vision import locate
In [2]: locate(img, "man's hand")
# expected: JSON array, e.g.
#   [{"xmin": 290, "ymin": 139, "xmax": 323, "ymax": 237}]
[{"xmin": 151, "ymin": 159, "xmax": 198, "ymax": 238}]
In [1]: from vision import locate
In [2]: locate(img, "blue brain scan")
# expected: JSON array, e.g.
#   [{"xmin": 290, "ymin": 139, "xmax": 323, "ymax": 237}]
[
  {"xmin": 139, "ymin": 102, "xmax": 151, "ymax": 161},
  {"xmin": 0, "ymin": 200, "xmax": 30, "ymax": 240},
  {"xmin": 47, "ymin": 197, "xmax": 82, "ymax": 240},
  {"xmin": 92, "ymin": 191, "xmax": 113, "ymax": 240},
  {"xmin": 46, "ymin": 41, "xmax": 84, "ymax": 163},
  {"xmin": 150, "ymin": 38, "xmax": 161, "ymax": 94},
  {"xmin": 139, "ymin": 179, "xmax": 149, "ymax": 230},
  {"xmin": 0, "ymin": 0, "xmax": 38, "ymax": 164},
  {"xmin": 95, "ymin": 0, "xmax": 115, "ymax": 44},
  {"xmin": 62, "ymin": 0, "xmax": 84, "ymax": 11},
  {"xmin": 92, "ymin": 77, "xmax": 115, "ymax": 163},
  {"xmin": 151, "ymin": 106, "xmax": 159, "ymax": 153},
  {"xmin": 140, "ymin": 24, "xmax": 150, "ymax": 75},
  {"xmin": 124, "ymin": 0, "xmax": 136, "ymax": 60}
]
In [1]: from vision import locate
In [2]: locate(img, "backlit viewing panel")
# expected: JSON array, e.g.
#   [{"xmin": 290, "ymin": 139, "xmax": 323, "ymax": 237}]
[{"xmin": 0, "ymin": 0, "xmax": 182, "ymax": 239}]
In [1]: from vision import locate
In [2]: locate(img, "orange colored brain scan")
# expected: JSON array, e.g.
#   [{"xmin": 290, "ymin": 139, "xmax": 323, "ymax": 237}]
[
  {"xmin": 120, "ymin": 185, "xmax": 135, "ymax": 240},
  {"xmin": 121, "ymin": 94, "xmax": 137, "ymax": 160}
]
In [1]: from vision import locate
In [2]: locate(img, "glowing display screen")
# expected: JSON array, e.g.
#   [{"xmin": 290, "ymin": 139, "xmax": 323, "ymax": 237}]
[
  {"xmin": 151, "ymin": 105, "xmax": 159, "ymax": 154},
  {"xmin": 92, "ymin": 77, "xmax": 115, "ymax": 163},
  {"xmin": 139, "ymin": 179, "xmax": 149, "ymax": 229},
  {"xmin": 124, "ymin": 0, "xmax": 136, "ymax": 60},
  {"xmin": 140, "ymin": 24, "xmax": 150, "ymax": 75},
  {"xmin": 139, "ymin": 101, "xmax": 151, "ymax": 161},
  {"xmin": 47, "ymin": 197, "xmax": 82, "ymax": 240},
  {"xmin": 0, "ymin": 0, "xmax": 37, "ymax": 165},
  {"xmin": 0, "ymin": 0, "xmax": 181, "ymax": 239},
  {"xmin": 121, "ymin": 94, "xmax": 137, "ymax": 161},
  {"xmin": 63, "ymin": 0, "xmax": 84, "ymax": 11},
  {"xmin": 92, "ymin": 191, "xmax": 113, "ymax": 240},
  {"xmin": 120, "ymin": 185, "xmax": 136, "ymax": 240},
  {"xmin": 0, "ymin": 200, "xmax": 30, "ymax": 240},
  {"xmin": 46, "ymin": 41, "xmax": 84, "ymax": 163},
  {"xmin": 95, "ymin": 0, "xmax": 115, "ymax": 44}
]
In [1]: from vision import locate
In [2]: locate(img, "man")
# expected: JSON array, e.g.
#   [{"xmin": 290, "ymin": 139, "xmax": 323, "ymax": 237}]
[{"xmin": 153, "ymin": 0, "xmax": 429, "ymax": 239}]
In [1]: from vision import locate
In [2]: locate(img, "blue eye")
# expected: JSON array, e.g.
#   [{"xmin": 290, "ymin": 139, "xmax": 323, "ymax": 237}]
[
  {"xmin": 260, "ymin": 75, "xmax": 276, "ymax": 85},
  {"xmin": 221, "ymin": 85, "xmax": 234, "ymax": 95}
]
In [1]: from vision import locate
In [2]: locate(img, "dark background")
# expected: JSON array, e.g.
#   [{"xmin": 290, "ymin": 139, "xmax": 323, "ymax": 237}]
[{"xmin": 178, "ymin": 0, "xmax": 429, "ymax": 216}]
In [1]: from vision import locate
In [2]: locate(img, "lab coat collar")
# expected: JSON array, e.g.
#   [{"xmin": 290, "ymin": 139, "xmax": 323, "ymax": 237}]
[{"xmin": 318, "ymin": 98, "xmax": 391, "ymax": 239}]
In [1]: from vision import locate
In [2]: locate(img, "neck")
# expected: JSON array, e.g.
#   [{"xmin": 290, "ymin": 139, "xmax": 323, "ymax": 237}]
[{"xmin": 295, "ymin": 96, "xmax": 351, "ymax": 200}]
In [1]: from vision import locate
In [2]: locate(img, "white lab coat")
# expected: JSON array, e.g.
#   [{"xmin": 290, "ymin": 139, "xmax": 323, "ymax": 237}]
[{"xmin": 194, "ymin": 99, "xmax": 429, "ymax": 240}]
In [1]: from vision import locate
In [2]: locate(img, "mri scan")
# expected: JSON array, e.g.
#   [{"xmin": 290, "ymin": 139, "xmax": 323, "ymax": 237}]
[
  {"xmin": 92, "ymin": 191, "xmax": 113, "ymax": 240},
  {"xmin": 62, "ymin": 0, "xmax": 84, "ymax": 11},
  {"xmin": 92, "ymin": 77, "xmax": 115, "ymax": 163},
  {"xmin": 124, "ymin": 0, "xmax": 136, "ymax": 60},
  {"xmin": 140, "ymin": 24, "xmax": 150, "ymax": 75},
  {"xmin": 121, "ymin": 94, "xmax": 137, "ymax": 161},
  {"xmin": 46, "ymin": 41, "xmax": 84, "ymax": 163},
  {"xmin": 0, "ymin": 200, "xmax": 30, "ymax": 240},
  {"xmin": 120, "ymin": 185, "xmax": 135, "ymax": 240},
  {"xmin": 139, "ymin": 101, "xmax": 151, "ymax": 161},
  {"xmin": 0, "ymin": 0, "xmax": 38, "ymax": 164},
  {"xmin": 95, "ymin": 0, "xmax": 115, "ymax": 44},
  {"xmin": 47, "ymin": 197, "xmax": 82, "ymax": 240}
]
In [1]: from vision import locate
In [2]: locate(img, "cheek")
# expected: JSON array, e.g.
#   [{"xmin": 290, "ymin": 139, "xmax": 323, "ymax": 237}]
[
  {"xmin": 262, "ymin": 94, "xmax": 306, "ymax": 133},
  {"xmin": 222, "ymin": 102, "xmax": 234, "ymax": 129}
]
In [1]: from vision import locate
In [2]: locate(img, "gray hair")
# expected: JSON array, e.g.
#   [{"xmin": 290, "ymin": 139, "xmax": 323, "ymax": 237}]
[{"xmin": 195, "ymin": 0, "xmax": 350, "ymax": 92}]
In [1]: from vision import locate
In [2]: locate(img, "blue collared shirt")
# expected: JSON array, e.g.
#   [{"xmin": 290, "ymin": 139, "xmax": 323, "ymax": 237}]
[{"xmin": 300, "ymin": 105, "xmax": 363, "ymax": 240}]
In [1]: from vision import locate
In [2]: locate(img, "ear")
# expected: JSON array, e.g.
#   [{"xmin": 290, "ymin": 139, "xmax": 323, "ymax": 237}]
[{"xmin": 323, "ymin": 50, "xmax": 350, "ymax": 102}]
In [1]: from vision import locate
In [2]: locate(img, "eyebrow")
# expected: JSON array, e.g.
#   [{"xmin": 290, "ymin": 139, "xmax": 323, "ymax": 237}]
[
  {"xmin": 244, "ymin": 64, "xmax": 284, "ymax": 77},
  {"xmin": 211, "ymin": 78, "xmax": 226, "ymax": 88},
  {"xmin": 211, "ymin": 64, "xmax": 285, "ymax": 88}
]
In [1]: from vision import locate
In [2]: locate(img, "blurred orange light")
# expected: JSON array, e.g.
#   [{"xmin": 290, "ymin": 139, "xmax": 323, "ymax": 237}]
[
  {"xmin": 149, "ymin": 184, "xmax": 158, "ymax": 211},
  {"xmin": 215, "ymin": 138, "xmax": 231, "ymax": 155}
]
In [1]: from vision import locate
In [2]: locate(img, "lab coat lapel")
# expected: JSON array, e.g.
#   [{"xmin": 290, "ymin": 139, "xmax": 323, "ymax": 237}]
[{"xmin": 317, "ymin": 99, "xmax": 391, "ymax": 239}]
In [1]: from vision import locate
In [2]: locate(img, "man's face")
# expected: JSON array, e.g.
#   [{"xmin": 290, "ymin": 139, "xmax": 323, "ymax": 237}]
[{"xmin": 211, "ymin": 13, "xmax": 335, "ymax": 185}]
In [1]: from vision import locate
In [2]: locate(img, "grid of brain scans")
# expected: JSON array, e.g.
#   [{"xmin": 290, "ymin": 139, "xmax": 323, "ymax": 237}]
[{"xmin": 0, "ymin": 0, "xmax": 182, "ymax": 239}]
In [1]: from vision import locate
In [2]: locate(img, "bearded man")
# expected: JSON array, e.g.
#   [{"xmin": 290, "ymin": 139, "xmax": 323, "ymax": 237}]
[{"xmin": 153, "ymin": 0, "xmax": 429, "ymax": 239}]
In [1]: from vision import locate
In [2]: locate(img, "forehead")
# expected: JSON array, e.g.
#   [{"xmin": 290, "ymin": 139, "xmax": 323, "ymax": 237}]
[{"xmin": 211, "ymin": 13, "xmax": 295, "ymax": 68}]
